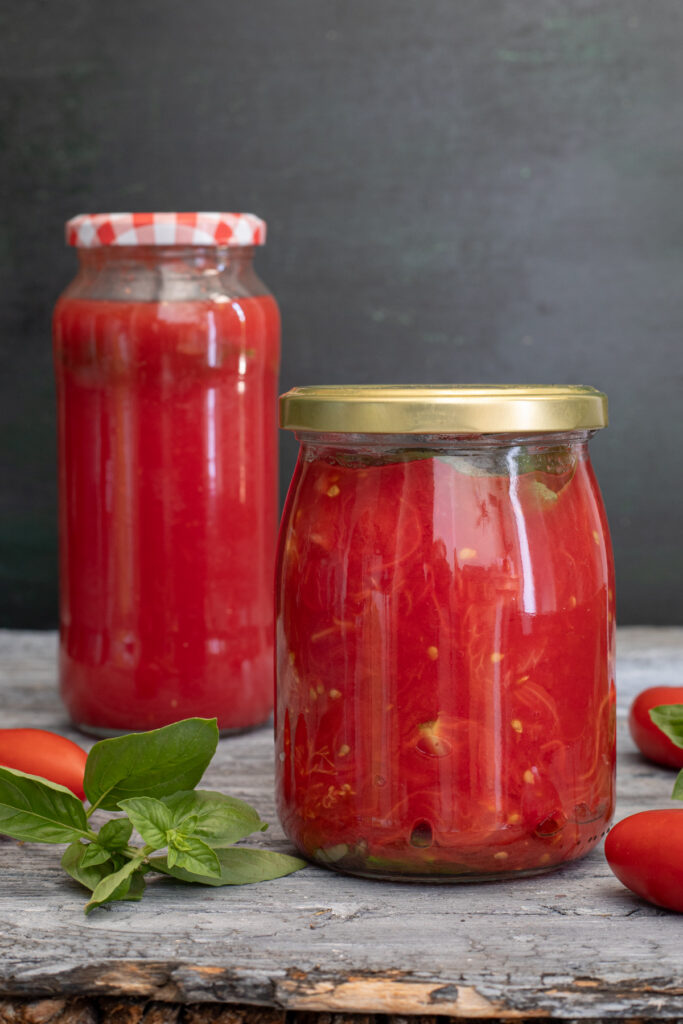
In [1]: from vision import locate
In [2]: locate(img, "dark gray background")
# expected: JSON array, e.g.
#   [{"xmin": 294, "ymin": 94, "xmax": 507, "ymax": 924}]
[{"xmin": 1, "ymin": 0, "xmax": 681, "ymax": 627}]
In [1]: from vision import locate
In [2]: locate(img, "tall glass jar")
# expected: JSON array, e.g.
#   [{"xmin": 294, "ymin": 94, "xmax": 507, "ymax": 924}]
[
  {"xmin": 53, "ymin": 212, "xmax": 280, "ymax": 735},
  {"xmin": 276, "ymin": 385, "xmax": 615, "ymax": 881}
]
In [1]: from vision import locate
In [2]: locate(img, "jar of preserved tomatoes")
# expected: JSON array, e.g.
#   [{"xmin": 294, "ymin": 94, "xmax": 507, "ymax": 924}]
[
  {"xmin": 53, "ymin": 212, "xmax": 280, "ymax": 735},
  {"xmin": 276, "ymin": 385, "xmax": 615, "ymax": 880}
]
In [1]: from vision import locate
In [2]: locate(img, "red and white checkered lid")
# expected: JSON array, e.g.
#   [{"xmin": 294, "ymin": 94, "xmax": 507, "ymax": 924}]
[{"xmin": 66, "ymin": 212, "xmax": 266, "ymax": 248}]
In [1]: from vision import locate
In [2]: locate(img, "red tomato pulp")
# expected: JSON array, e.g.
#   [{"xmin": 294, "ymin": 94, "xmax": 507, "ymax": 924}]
[
  {"xmin": 53, "ymin": 296, "xmax": 280, "ymax": 732},
  {"xmin": 628, "ymin": 687, "xmax": 683, "ymax": 769},
  {"xmin": 276, "ymin": 444, "xmax": 615, "ymax": 878}
]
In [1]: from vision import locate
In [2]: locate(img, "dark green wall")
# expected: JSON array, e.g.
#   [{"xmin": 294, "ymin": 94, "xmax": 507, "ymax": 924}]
[{"xmin": 1, "ymin": 0, "xmax": 682, "ymax": 626}]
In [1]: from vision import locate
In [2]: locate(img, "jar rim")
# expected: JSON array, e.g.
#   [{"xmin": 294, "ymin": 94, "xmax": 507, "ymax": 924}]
[{"xmin": 279, "ymin": 384, "xmax": 608, "ymax": 434}]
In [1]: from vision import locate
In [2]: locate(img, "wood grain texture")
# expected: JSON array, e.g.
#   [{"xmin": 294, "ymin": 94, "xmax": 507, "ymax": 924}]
[{"xmin": 1, "ymin": 628, "xmax": 682, "ymax": 1018}]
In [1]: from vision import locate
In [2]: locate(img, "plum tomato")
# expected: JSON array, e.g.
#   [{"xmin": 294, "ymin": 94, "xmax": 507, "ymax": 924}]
[
  {"xmin": 605, "ymin": 810, "xmax": 683, "ymax": 912},
  {"xmin": 0, "ymin": 729, "xmax": 87, "ymax": 799},
  {"xmin": 628, "ymin": 687, "xmax": 683, "ymax": 768}
]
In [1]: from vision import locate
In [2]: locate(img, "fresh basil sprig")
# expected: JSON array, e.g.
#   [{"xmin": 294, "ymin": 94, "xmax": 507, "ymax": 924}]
[
  {"xmin": 0, "ymin": 718, "xmax": 306, "ymax": 913},
  {"xmin": 649, "ymin": 704, "xmax": 683, "ymax": 800}
]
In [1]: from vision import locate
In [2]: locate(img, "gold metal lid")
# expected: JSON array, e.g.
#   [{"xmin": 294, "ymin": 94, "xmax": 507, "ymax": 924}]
[{"xmin": 279, "ymin": 385, "xmax": 608, "ymax": 434}]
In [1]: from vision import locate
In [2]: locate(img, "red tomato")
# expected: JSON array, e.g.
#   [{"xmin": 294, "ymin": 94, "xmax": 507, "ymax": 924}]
[
  {"xmin": 628, "ymin": 687, "xmax": 683, "ymax": 768},
  {"xmin": 0, "ymin": 729, "xmax": 87, "ymax": 799},
  {"xmin": 605, "ymin": 810, "xmax": 683, "ymax": 912}
]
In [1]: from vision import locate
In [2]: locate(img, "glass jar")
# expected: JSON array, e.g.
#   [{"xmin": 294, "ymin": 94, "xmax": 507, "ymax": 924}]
[
  {"xmin": 276, "ymin": 385, "xmax": 615, "ymax": 881},
  {"xmin": 53, "ymin": 212, "xmax": 280, "ymax": 734}
]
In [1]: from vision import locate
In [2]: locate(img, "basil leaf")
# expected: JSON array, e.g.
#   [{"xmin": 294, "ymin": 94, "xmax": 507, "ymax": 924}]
[
  {"xmin": 118, "ymin": 797, "xmax": 173, "ymax": 849},
  {"xmin": 528, "ymin": 479, "xmax": 559, "ymax": 504},
  {"xmin": 364, "ymin": 852, "xmax": 469, "ymax": 875},
  {"xmin": 97, "ymin": 817, "xmax": 134, "ymax": 850},
  {"xmin": 126, "ymin": 869, "xmax": 146, "ymax": 903},
  {"xmin": 649, "ymin": 705, "xmax": 683, "ymax": 749},
  {"xmin": 150, "ymin": 847, "xmax": 307, "ymax": 886},
  {"xmin": 672, "ymin": 770, "xmax": 683, "ymax": 802},
  {"xmin": 84, "ymin": 718, "xmax": 219, "ymax": 811},
  {"xmin": 62, "ymin": 842, "xmax": 113, "ymax": 892},
  {"xmin": 315, "ymin": 843, "xmax": 349, "ymax": 863},
  {"xmin": 81, "ymin": 843, "xmax": 112, "ymax": 869},
  {"xmin": 180, "ymin": 814, "xmax": 198, "ymax": 834},
  {"xmin": 167, "ymin": 834, "xmax": 221, "ymax": 878},
  {"xmin": 162, "ymin": 790, "xmax": 267, "ymax": 847},
  {"xmin": 436, "ymin": 454, "xmax": 504, "ymax": 477},
  {"xmin": 0, "ymin": 767, "xmax": 88, "ymax": 844},
  {"xmin": 330, "ymin": 443, "xmax": 576, "ymax": 480},
  {"xmin": 437, "ymin": 447, "xmax": 576, "ymax": 483},
  {"xmin": 84, "ymin": 858, "xmax": 141, "ymax": 914},
  {"xmin": 516, "ymin": 446, "xmax": 577, "ymax": 478}
]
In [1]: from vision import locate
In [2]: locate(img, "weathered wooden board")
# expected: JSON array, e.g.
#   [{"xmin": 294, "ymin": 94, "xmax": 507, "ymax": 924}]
[{"xmin": 0, "ymin": 628, "xmax": 682, "ymax": 1019}]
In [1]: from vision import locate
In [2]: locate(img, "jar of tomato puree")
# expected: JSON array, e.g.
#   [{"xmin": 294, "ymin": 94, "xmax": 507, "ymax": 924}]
[
  {"xmin": 276, "ymin": 385, "xmax": 615, "ymax": 880},
  {"xmin": 54, "ymin": 212, "xmax": 280, "ymax": 734}
]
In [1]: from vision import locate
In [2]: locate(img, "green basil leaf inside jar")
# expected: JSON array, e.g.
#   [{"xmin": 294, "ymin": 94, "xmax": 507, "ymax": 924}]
[{"xmin": 275, "ymin": 385, "xmax": 615, "ymax": 881}]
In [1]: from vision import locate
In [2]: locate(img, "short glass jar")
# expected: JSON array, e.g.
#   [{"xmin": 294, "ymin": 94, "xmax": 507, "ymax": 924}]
[
  {"xmin": 276, "ymin": 385, "xmax": 615, "ymax": 881},
  {"xmin": 53, "ymin": 213, "xmax": 280, "ymax": 734}
]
